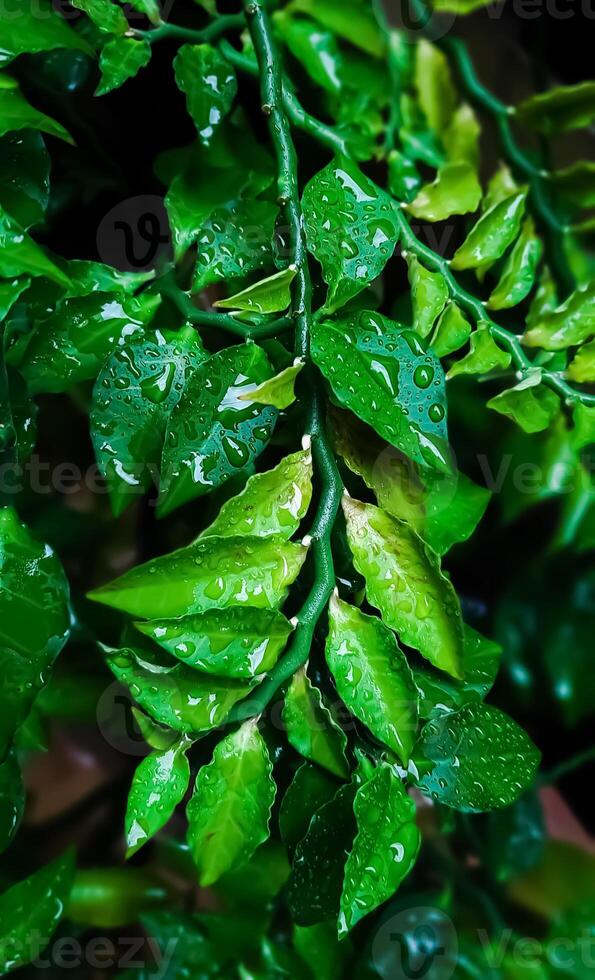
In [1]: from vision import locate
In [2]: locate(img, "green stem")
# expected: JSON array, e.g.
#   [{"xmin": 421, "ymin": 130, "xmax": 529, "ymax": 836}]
[
  {"xmin": 226, "ymin": 0, "xmax": 342, "ymax": 723},
  {"xmin": 394, "ymin": 209, "xmax": 595, "ymax": 407},
  {"xmin": 136, "ymin": 12, "xmax": 245, "ymax": 45},
  {"xmin": 159, "ymin": 276, "xmax": 291, "ymax": 340}
]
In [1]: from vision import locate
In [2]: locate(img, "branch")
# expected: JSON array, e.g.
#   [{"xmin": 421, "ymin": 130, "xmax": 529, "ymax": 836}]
[
  {"xmin": 135, "ymin": 12, "xmax": 245, "ymax": 45},
  {"xmin": 158, "ymin": 275, "xmax": 292, "ymax": 340}
]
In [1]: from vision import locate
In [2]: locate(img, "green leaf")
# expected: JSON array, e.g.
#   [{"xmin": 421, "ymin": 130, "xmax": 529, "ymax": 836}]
[
  {"xmin": 0, "ymin": 751, "xmax": 23, "ymax": 855},
  {"xmin": 339, "ymin": 765, "xmax": 420, "ymax": 934},
  {"xmin": 480, "ymin": 791, "xmax": 544, "ymax": 884},
  {"xmin": 567, "ymin": 338, "xmax": 595, "ymax": 383},
  {"xmin": 287, "ymin": 784, "xmax": 356, "ymax": 926},
  {"xmin": 406, "ymin": 254, "xmax": 449, "ymax": 339},
  {"xmin": 192, "ymin": 198, "xmax": 278, "ymax": 292},
  {"xmin": 414, "ymin": 702, "xmax": 541, "ymax": 811},
  {"xmin": 451, "ymin": 191, "xmax": 528, "ymax": 272},
  {"xmin": 487, "ymin": 369, "xmax": 560, "ymax": 433},
  {"xmin": 159, "ymin": 343, "xmax": 278, "ymax": 516},
  {"xmin": 406, "ymin": 162, "xmax": 481, "ymax": 222},
  {"xmin": 431, "ymin": 0, "xmax": 498, "ymax": 10},
  {"xmin": 413, "ymin": 623, "xmax": 501, "ymax": 719},
  {"xmin": 414, "ymin": 39, "xmax": 457, "ymax": 137},
  {"xmin": 0, "ymin": 851, "xmax": 75, "ymax": 974},
  {"xmin": 443, "ymin": 104, "xmax": 481, "ymax": 170},
  {"xmin": 523, "ymin": 283, "xmax": 595, "ymax": 350},
  {"xmin": 0, "ymin": 80, "xmax": 72, "ymax": 142},
  {"xmin": 283, "ymin": 666, "xmax": 349, "ymax": 779},
  {"xmin": 125, "ymin": 737, "xmax": 191, "ymax": 857},
  {"xmin": 294, "ymin": 922, "xmax": 351, "ymax": 980},
  {"xmin": 342, "ymin": 496, "xmax": 464, "ymax": 679},
  {"xmin": 279, "ymin": 762, "xmax": 338, "ymax": 856},
  {"xmin": 388, "ymin": 149, "xmax": 422, "ymax": 204},
  {"xmin": 0, "ymin": 508, "xmax": 70, "ymax": 758},
  {"xmin": 447, "ymin": 323, "xmax": 512, "ymax": 378},
  {"xmin": 0, "ymin": 276, "xmax": 30, "ymax": 321},
  {"xmin": 214, "ymin": 265, "xmax": 296, "ymax": 313},
  {"xmin": 71, "ymin": 0, "xmax": 128, "ymax": 33},
  {"xmin": 201, "ymin": 449, "xmax": 313, "ymax": 540},
  {"xmin": 88, "ymin": 534, "xmax": 307, "ymax": 618},
  {"xmin": 327, "ymin": 596, "xmax": 418, "ymax": 765},
  {"xmin": 90, "ymin": 331, "xmax": 207, "ymax": 516},
  {"xmin": 275, "ymin": 14, "xmax": 342, "ymax": 94},
  {"xmin": 95, "ymin": 37, "xmax": 151, "ymax": 95},
  {"xmin": 431, "ymin": 302, "xmax": 472, "ymax": 357},
  {"xmin": 285, "ymin": 0, "xmax": 385, "ymax": 57},
  {"xmin": 105, "ymin": 645, "xmax": 251, "ymax": 734},
  {"xmin": 487, "ymin": 218, "xmax": 543, "ymax": 310},
  {"xmin": 186, "ymin": 719, "xmax": 275, "ymax": 886},
  {"xmin": 126, "ymin": 0, "xmax": 160, "ymax": 24},
  {"xmin": 312, "ymin": 311, "xmax": 450, "ymax": 471},
  {"xmin": 0, "ymin": 205, "xmax": 71, "ymax": 287},
  {"xmin": 242, "ymin": 360, "xmax": 303, "ymax": 410},
  {"xmin": 132, "ymin": 708, "xmax": 178, "ymax": 752},
  {"xmin": 0, "ymin": 0, "xmax": 93, "ymax": 66},
  {"xmin": 302, "ymin": 157, "xmax": 400, "ymax": 313},
  {"xmin": 517, "ymin": 81, "xmax": 595, "ymax": 133},
  {"xmin": 11, "ymin": 291, "xmax": 161, "ymax": 394},
  {"xmin": 550, "ymin": 160, "xmax": 595, "ymax": 209},
  {"xmin": 174, "ymin": 44, "xmax": 237, "ymax": 145},
  {"xmin": 136, "ymin": 607, "xmax": 292, "ymax": 679},
  {"xmin": 483, "ymin": 164, "xmax": 519, "ymax": 214},
  {"xmin": 0, "ymin": 131, "xmax": 49, "ymax": 230}
]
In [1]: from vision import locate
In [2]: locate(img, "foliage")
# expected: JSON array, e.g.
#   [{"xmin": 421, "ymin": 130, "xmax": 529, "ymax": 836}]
[{"xmin": 0, "ymin": 0, "xmax": 594, "ymax": 976}]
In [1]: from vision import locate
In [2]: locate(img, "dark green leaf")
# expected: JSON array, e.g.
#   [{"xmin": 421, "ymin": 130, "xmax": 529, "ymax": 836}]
[
  {"xmin": 0, "ymin": 751, "xmax": 23, "ymax": 855},
  {"xmin": 551, "ymin": 160, "xmax": 595, "ymax": 209},
  {"xmin": 279, "ymin": 762, "xmax": 338, "ymax": 856},
  {"xmin": 0, "ymin": 0, "xmax": 93, "ymax": 66},
  {"xmin": 283, "ymin": 666, "xmax": 349, "ymax": 779},
  {"xmin": 0, "ymin": 79, "xmax": 72, "ymax": 142},
  {"xmin": 174, "ymin": 44, "xmax": 237, "ymax": 145},
  {"xmin": 95, "ymin": 37, "xmax": 152, "ymax": 95},
  {"xmin": 0, "ymin": 132, "xmax": 50, "ymax": 230},
  {"xmin": 413, "ymin": 624, "xmax": 502, "ymax": 719},
  {"xmin": 192, "ymin": 198, "xmax": 277, "ymax": 292},
  {"xmin": 0, "ymin": 205, "xmax": 71, "ymax": 287},
  {"xmin": 487, "ymin": 370, "xmax": 560, "ymax": 433}
]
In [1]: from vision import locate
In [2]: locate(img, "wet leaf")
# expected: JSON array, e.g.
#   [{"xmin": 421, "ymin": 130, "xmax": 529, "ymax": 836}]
[
  {"xmin": 201, "ymin": 449, "xmax": 313, "ymax": 540},
  {"xmin": 388, "ymin": 149, "xmax": 422, "ymax": 203},
  {"xmin": 283, "ymin": 666, "xmax": 349, "ymax": 779},
  {"xmin": 517, "ymin": 81, "xmax": 595, "ymax": 133},
  {"xmin": 430, "ymin": 302, "xmax": 472, "ymax": 357},
  {"xmin": 413, "ymin": 624, "xmax": 501, "ymax": 719},
  {"xmin": 487, "ymin": 370, "xmax": 560, "ymax": 433},
  {"xmin": 406, "ymin": 255, "xmax": 449, "ymax": 339},
  {"xmin": 71, "ymin": 0, "xmax": 128, "ymax": 33},
  {"xmin": 0, "ymin": 0, "xmax": 93, "ymax": 66},
  {"xmin": 285, "ymin": 0, "xmax": 385, "ymax": 57},
  {"xmin": 451, "ymin": 191, "xmax": 527, "ymax": 272},
  {"xmin": 88, "ymin": 534, "xmax": 307, "ymax": 619},
  {"xmin": 406, "ymin": 162, "xmax": 481, "ymax": 222},
  {"xmin": 192, "ymin": 198, "xmax": 278, "ymax": 292},
  {"xmin": 105, "ymin": 644, "xmax": 251, "ymax": 733},
  {"xmin": 125, "ymin": 736, "xmax": 191, "ymax": 857},
  {"xmin": 279, "ymin": 762, "xmax": 338, "ymax": 856},
  {"xmin": 0, "ymin": 205, "xmax": 71, "ymax": 288},
  {"xmin": 342, "ymin": 497, "xmax": 464, "ymax": 679},
  {"xmin": 0, "ymin": 850, "xmax": 75, "ymax": 974},
  {"xmin": 326, "ymin": 595, "xmax": 418, "ymax": 765},
  {"xmin": 186, "ymin": 719, "xmax": 275, "ymax": 885},
  {"xmin": 414, "ymin": 702, "xmax": 541, "ymax": 812},
  {"xmin": 0, "ymin": 508, "xmax": 70, "ymax": 758},
  {"xmin": 95, "ymin": 37, "xmax": 151, "ymax": 96},
  {"xmin": 242, "ymin": 360, "xmax": 303, "ymax": 410},
  {"xmin": 339, "ymin": 765, "xmax": 420, "ymax": 934},
  {"xmin": 276, "ymin": 14, "xmax": 342, "ymax": 94},
  {"xmin": 214, "ymin": 265, "xmax": 296, "ymax": 314},
  {"xmin": 312, "ymin": 310, "xmax": 450, "ymax": 471},
  {"xmin": 0, "ymin": 751, "xmax": 23, "ymax": 855},
  {"xmin": 447, "ymin": 323, "xmax": 511, "ymax": 377},
  {"xmin": 487, "ymin": 218, "xmax": 543, "ymax": 310},
  {"xmin": 174, "ymin": 44, "xmax": 237, "ymax": 145},
  {"xmin": 136, "ymin": 607, "xmax": 292, "ymax": 679},
  {"xmin": 0, "ymin": 81, "xmax": 72, "ymax": 143},
  {"xmin": 302, "ymin": 157, "xmax": 400, "ymax": 313},
  {"xmin": 523, "ymin": 282, "xmax": 595, "ymax": 350},
  {"xmin": 0, "ymin": 131, "xmax": 49, "ymax": 230},
  {"xmin": 159, "ymin": 343, "xmax": 278, "ymax": 516}
]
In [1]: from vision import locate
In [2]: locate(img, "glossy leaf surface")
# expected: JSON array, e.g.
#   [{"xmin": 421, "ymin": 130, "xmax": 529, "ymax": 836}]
[
  {"xmin": 214, "ymin": 265, "xmax": 296, "ymax": 313},
  {"xmin": 174, "ymin": 44, "xmax": 237, "ymax": 145},
  {"xmin": 0, "ymin": 82, "xmax": 72, "ymax": 143},
  {"xmin": 523, "ymin": 283, "xmax": 595, "ymax": 350},
  {"xmin": 447, "ymin": 323, "xmax": 511, "ymax": 377},
  {"xmin": 406, "ymin": 162, "xmax": 481, "ymax": 222},
  {"xmin": 431, "ymin": 302, "xmax": 472, "ymax": 357},
  {"xmin": 413, "ymin": 624, "xmax": 501, "ymax": 719},
  {"xmin": 487, "ymin": 370, "xmax": 560, "ymax": 433},
  {"xmin": 96, "ymin": 37, "xmax": 151, "ymax": 96},
  {"xmin": 283, "ymin": 667, "xmax": 349, "ymax": 779},
  {"xmin": 487, "ymin": 218, "xmax": 543, "ymax": 310},
  {"xmin": 407, "ymin": 255, "xmax": 449, "ymax": 339},
  {"xmin": 125, "ymin": 737, "xmax": 191, "ymax": 857},
  {"xmin": 0, "ymin": 205, "xmax": 71, "ymax": 287},
  {"xmin": 451, "ymin": 192, "xmax": 527, "ymax": 272},
  {"xmin": 0, "ymin": 0, "xmax": 92, "ymax": 65},
  {"xmin": 192, "ymin": 198, "xmax": 277, "ymax": 292}
]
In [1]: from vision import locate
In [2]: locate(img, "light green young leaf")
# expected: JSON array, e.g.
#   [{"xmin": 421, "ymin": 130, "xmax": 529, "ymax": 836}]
[
  {"xmin": 443, "ymin": 104, "xmax": 481, "ymax": 170},
  {"xmin": 0, "ymin": 508, "xmax": 70, "ymax": 758},
  {"xmin": 0, "ymin": 0, "xmax": 93, "ymax": 66},
  {"xmin": 482, "ymin": 164, "xmax": 518, "ymax": 214},
  {"xmin": 302, "ymin": 157, "xmax": 400, "ymax": 313},
  {"xmin": 447, "ymin": 323, "xmax": 511, "ymax": 378},
  {"xmin": 451, "ymin": 191, "xmax": 527, "ymax": 272},
  {"xmin": 516, "ymin": 81, "xmax": 595, "ymax": 134},
  {"xmin": 126, "ymin": 737, "xmax": 191, "ymax": 857},
  {"xmin": 159, "ymin": 343, "xmax": 278, "ymax": 516},
  {"xmin": 406, "ymin": 254, "xmax": 449, "ymax": 339},
  {"xmin": 413, "ymin": 624, "xmax": 502, "ymax": 719},
  {"xmin": 487, "ymin": 218, "xmax": 543, "ymax": 310},
  {"xmin": 71, "ymin": 0, "xmax": 128, "ymax": 33},
  {"xmin": 431, "ymin": 302, "xmax": 472, "ymax": 357},
  {"xmin": 186, "ymin": 719, "xmax": 275, "ymax": 885},
  {"xmin": 430, "ymin": 0, "xmax": 495, "ymax": 13},
  {"xmin": 567, "ymin": 338, "xmax": 595, "ymax": 383},
  {"xmin": 214, "ymin": 265, "xmax": 296, "ymax": 313},
  {"xmin": 0, "ymin": 851, "xmax": 75, "ymax": 974},
  {"xmin": 571, "ymin": 403, "xmax": 595, "ymax": 451},
  {"xmin": 0, "ymin": 751, "xmax": 23, "ymax": 855},
  {"xmin": 174, "ymin": 44, "xmax": 237, "ymax": 145},
  {"xmin": 95, "ymin": 37, "xmax": 152, "ymax": 96},
  {"xmin": 283, "ymin": 666, "xmax": 349, "ymax": 779},
  {"xmin": 0, "ymin": 82, "xmax": 72, "ymax": 142},
  {"xmin": 414, "ymin": 703, "xmax": 541, "ymax": 811},
  {"xmin": 192, "ymin": 197, "xmax": 278, "ymax": 292},
  {"xmin": 339, "ymin": 766, "xmax": 420, "ymax": 935},
  {"xmin": 105, "ymin": 645, "xmax": 251, "ymax": 734},
  {"xmin": 326, "ymin": 595, "xmax": 418, "ymax": 765},
  {"xmin": 136, "ymin": 607, "xmax": 292, "ymax": 679},
  {"xmin": 342, "ymin": 497, "xmax": 464, "ymax": 679},
  {"xmin": 312, "ymin": 311, "xmax": 450, "ymax": 471},
  {"xmin": 88, "ymin": 534, "xmax": 307, "ymax": 619},
  {"xmin": 523, "ymin": 283, "xmax": 595, "ymax": 350},
  {"xmin": 414, "ymin": 39, "xmax": 457, "ymax": 136},
  {"xmin": 240, "ymin": 360, "xmax": 303, "ymax": 410},
  {"xmin": 285, "ymin": 0, "xmax": 385, "ymax": 57},
  {"xmin": 0, "ymin": 206, "xmax": 71, "ymax": 287},
  {"xmin": 201, "ymin": 449, "xmax": 313, "ymax": 540},
  {"xmin": 126, "ymin": 0, "xmax": 160, "ymax": 23},
  {"xmin": 91, "ymin": 331, "xmax": 207, "ymax": 517},
  {"xmin": 487, "ymin": 370, "xmax": 560, "ymax": 433},
  {"xmin": 406, "ymin": 162, "xmax": 481, "ymax": 222}
]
